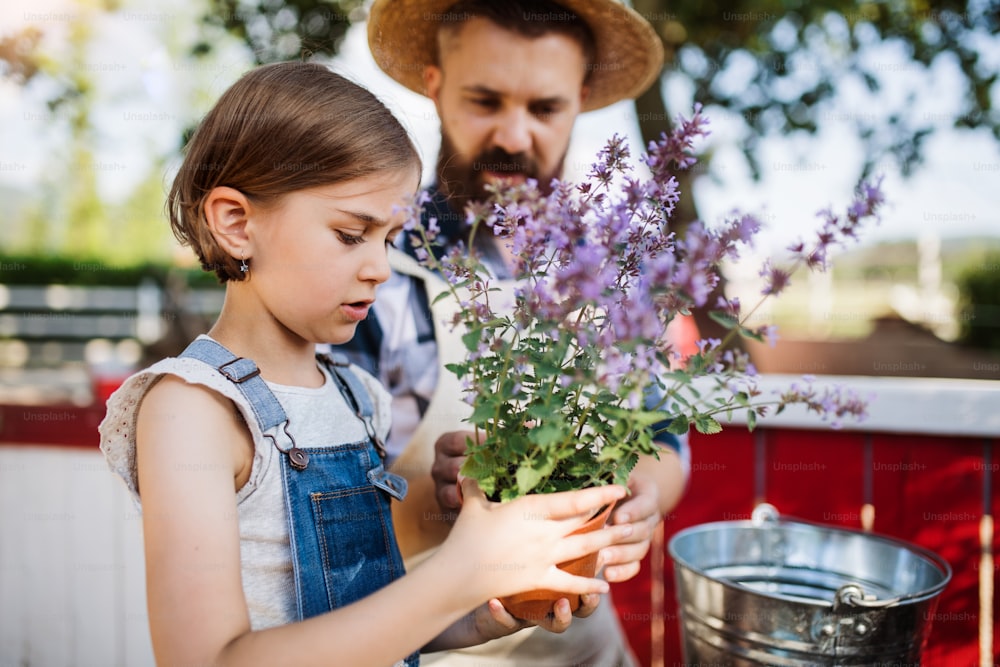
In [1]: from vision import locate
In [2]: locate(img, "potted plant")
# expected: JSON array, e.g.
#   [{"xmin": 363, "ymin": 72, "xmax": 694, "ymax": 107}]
[{"xmin": 405, "ymin": 106, "xmax": 882, "ymax": 616}]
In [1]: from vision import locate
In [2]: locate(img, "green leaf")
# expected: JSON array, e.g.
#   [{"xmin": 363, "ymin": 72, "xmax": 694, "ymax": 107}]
[
  {"xmin": 459, "ymin": 450, "xmax": 494, "ymax": 485},
  {"xmin": 708, "ymin": 310, "xmax": 739, "ymax": 330},
  {"xmin": 528, "ymin": 423, "xmax": 564, "ymax": 448},
  {"xmin": 461, "ymin": 329, "xmax": 481, "ymax": 351},
  {"xmin": 694, "ymin": 415, "xmax": 723, "ymax": 435},
  {"xmin": 516, "ymin": 461, "xmax": 548, "ymax": 495},
  {"xmin": 431, "ymin": 290, "xmax": 454, "ymax": 305},
  {"xmin": 738, "ymin": 325, "xmax": 765, "ymax": 342},
  {"xmin": 506, "ymin": 430, "xmax": 531, "ymax": 456},
  {"xmin": 468, "ymin": 400, "xmax": 497, "ymax": 426},
  {"xmin": 746, "ymin": 410, "xmax": 757, "ymax": 432},
  {"xmin": 665, "ymin": 415, "xmax": 690, "ymax": 435},
  {"xmin": 672, "ymin": 393, "xmax": 691, "ymax": 408},
  {"xmin": 444, "ymin": 362, "xmax": 468, "ymax": 379}
]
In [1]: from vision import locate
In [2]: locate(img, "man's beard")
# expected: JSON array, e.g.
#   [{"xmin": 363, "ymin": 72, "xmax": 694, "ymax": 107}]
[{"xmin": 436, "ymin": 130, "xmax": 564, "ymax": 208}]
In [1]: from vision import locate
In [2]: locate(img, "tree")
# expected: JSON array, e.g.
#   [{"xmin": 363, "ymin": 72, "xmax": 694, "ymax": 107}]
[
  {"xmin": 194, "ymin": 0, "xmax": 365, "ymax": 63},
  {"xmin": 186, "ymin": 0, "xmax": 998, "ymax": 345},
  {"xmin": 632, "ymin": 0, "xmax": 998, "ymax": 179},
  {"xmin": 631, "ymin": 0, "xmax": 999, "ymax": 341},
  {"xmin": 4, "ymin": 1, "xmax": 995, "ymax": 267},
  {"xmin": 0, "ymin": 0, "xmax": 225, "ymax": 263}
]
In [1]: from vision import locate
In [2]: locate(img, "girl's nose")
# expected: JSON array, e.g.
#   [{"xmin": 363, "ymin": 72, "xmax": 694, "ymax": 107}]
[{"xmin": 361, "ymin": 245, "xmax": 393, "ymax": 284}]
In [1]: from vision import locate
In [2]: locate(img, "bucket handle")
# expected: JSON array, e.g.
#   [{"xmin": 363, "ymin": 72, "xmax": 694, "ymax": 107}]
[
  {"xmin": 832, "ymin": 584, "xmax": 891, "ymax": 611},
  {"xmin": 751, "ymin": 502, "xmax": 780, "ymax": 526}
]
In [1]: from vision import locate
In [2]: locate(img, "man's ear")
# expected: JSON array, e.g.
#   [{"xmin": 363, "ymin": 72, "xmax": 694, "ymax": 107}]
[
  {"xmin": 579, "ymin": 83, "xmax": 590, "ymax": 109},
  {"xmin": 204, "ymin": 186, "xmax": 252, "ymax": 259},
  {"xmin": 423, "ymin": 65, "xmax": 443, "ymax": 107}
]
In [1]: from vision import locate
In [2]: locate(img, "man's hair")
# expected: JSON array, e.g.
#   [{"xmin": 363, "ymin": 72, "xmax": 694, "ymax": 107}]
[
  {"xmin": 168, "ymin": 61, "xmax": 421, "ymax": 283},
  {"xmin": 437, "ymin": 0, "xmax": 597, "ymax": 79}
]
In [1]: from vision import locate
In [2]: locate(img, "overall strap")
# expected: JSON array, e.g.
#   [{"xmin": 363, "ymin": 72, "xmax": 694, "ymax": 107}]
[
  {"xmin": 179, "ymin": 338, "xmax": 309, "ymax": 470},
  {"xmin": 318, "ymin": 351, "xmax": 387, "ymax": 460}
]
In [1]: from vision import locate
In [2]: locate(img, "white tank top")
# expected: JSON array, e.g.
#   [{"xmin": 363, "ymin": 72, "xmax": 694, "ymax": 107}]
[{"xmin": 99, "ymin": 335, "xmax": 392, "ymax": 630}]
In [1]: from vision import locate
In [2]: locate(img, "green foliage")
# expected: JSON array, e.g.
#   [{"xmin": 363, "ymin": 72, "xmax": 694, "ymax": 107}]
[
  {"xmin": 111, "ymin": 163, "xmax": 176, "ymax": 265},
  {"xmin": 65, "ymin": 148, "xmax": 107, "ymax": 258},
  {"xmin": 435, "ymin": 271, "xmax": 663, "ymax": 501},
  {"xmin": 196, "ymin": 0, "xmax": 365, "ymax": 64},
  {"xmin": 956, "ymin": 252, "xmax": 1000, "ymax": 351},
  {"xmin": 634, "ymin": 0, "xmax": 999, "ymax": 179},
  {"xmin": 0, "ymin": 254, "xmax": 218, "ymax": 288}
]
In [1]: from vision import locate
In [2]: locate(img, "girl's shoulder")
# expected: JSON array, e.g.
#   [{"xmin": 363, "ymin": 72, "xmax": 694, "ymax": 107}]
[{"xmin": 98, "ymin": 354, "xmax": 272, "ymax": 507}]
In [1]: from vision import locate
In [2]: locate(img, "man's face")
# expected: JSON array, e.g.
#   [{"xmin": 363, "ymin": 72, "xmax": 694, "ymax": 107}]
[{"xmin": 424, "ymin": 17, "xmax": 589, "ymax": 202}]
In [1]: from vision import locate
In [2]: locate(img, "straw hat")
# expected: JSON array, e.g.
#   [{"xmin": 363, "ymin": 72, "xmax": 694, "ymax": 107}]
[{"xmin": 367, "ymin": 0, "xmax": 665, "ymax": 111}]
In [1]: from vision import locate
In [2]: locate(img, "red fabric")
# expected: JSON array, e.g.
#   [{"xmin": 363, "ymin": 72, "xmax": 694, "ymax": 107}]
[{"xmin": 0, "ymin": 403, "xmax": 105, "ymax": 447}]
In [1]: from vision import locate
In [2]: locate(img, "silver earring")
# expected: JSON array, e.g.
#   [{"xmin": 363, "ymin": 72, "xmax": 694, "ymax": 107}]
[{"xmin": 239, "ymin": 251, "xmax": 249, "ymax": 273}]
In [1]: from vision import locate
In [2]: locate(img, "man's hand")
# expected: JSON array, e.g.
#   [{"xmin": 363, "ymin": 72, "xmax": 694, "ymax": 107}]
[
  {"xmin": 475, "ymin": 593, "xmax": 602, "ymax": 640},
  {"xmin": 431, "ymin": 430, "xmax": 469, "ymax": 513},
  {"xmin": 599, "ymin": 473, "xmax": 661, "ymax": 583},
  {"xmin": 598, "ymin": 446, "xmax": 687, "ymax": 582}
]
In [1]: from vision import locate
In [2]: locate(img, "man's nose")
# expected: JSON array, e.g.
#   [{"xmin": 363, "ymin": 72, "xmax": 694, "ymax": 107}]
[{"xmin": 492, "ymin": 108, "xmax": 533, "ymax": 156}]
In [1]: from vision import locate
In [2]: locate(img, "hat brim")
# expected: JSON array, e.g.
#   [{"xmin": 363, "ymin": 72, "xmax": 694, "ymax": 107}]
[{"xmin": 367, "ymin": 0, "xmax": 664, "ymax": 112}]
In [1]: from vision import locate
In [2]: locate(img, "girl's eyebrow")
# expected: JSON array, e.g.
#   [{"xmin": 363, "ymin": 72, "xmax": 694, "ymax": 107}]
[{"xmin": 337, "ymin": 209, "xmax": 389, "ymax": 227}]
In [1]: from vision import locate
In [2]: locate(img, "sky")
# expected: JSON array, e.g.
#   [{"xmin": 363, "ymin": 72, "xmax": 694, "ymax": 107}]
[{"xmin": 1, "ymin": 0, "xmax": 998, "ymax": 256}]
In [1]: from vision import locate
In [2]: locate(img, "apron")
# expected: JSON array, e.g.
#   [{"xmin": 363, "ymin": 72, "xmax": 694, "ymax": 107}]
[{"xmin": 180, "ymin": 338, "xmax": 419, "ymax": 667}]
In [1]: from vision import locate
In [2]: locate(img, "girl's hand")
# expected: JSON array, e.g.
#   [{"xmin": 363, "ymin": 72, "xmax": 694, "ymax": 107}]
[{"xmin": 438, "ymin": 478, "xmax": 631, "ymax": 605}]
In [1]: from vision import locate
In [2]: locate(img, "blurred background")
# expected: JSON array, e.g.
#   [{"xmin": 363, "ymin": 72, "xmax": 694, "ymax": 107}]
[
  {"xmin": 0, "ymin": 2, "xmax": 998, "ymax": 666},
  {"xmin": 1, "ymin": 0, "xmax": 999, "ymax": 403}
]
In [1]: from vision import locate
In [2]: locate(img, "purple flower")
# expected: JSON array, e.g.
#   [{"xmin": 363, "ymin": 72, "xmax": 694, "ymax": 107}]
[
  {"xmin": 402, "ymin": 109, "xmax": 880, "ymax": 498},
  {"xmin": 759, "ymin": 261, "xmax": 791, "ymax": 296}
]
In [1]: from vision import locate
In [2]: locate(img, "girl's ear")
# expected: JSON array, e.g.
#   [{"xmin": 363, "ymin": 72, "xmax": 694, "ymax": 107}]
[{"xmin": 204, "ymin": 186, "xmax": 252, "ymax": 259}]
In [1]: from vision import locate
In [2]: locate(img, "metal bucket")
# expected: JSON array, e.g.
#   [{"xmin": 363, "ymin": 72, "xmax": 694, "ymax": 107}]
[{"xmin": 668, "ymin": 504, "xmax": 952, "ymax": 666}]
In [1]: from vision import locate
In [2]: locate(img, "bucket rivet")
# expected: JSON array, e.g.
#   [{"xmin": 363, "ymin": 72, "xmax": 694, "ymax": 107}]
[
  {"xmin": 821, "ymin": 624, "xmax": 836, "ymax": 637},
  {"xmin": 855, "ymin": 623, "xmax": 868, "ymax": 635}
]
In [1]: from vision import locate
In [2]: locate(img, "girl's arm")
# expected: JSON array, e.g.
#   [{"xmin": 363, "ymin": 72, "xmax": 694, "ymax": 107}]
[{"xmin": 136, "ymin": 376, "xmax": 628, "ymax": 667}]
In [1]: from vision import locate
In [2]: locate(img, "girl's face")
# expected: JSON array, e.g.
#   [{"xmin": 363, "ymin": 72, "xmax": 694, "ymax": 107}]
[{"xmin": 245, "ymin": 169, "xmax": 417, "ymax": 346}]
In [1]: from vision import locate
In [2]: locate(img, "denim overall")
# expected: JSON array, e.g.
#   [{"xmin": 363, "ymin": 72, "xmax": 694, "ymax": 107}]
[{"xmin": 180, "ymin": 339, "xmax": 419, "ymax": 666}]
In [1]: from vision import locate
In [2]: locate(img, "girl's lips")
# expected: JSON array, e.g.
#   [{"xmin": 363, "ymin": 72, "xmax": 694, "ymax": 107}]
[{"xmin": 341, "ymin": 302, "xmax": 372, "ymax": 322}]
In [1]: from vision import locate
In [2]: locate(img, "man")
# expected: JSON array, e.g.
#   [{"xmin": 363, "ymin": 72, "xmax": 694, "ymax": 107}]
[{"xmin": 341, "ymin": 1, "xmax": 690, "ymax": 664}]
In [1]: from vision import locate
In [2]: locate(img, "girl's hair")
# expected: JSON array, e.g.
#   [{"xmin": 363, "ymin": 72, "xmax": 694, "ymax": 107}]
[{"xmin": 169, "ymin": 61, "xmax": 422, "ymax": 282}]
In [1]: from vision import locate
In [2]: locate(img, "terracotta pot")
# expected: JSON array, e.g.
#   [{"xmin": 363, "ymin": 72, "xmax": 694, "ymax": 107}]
[{"xmin": 499, "ymin": 501, "xmax": 615, "ymax": 621}]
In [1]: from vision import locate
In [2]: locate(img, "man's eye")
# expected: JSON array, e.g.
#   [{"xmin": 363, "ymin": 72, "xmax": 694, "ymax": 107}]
[
  {"xmin": 337, "ymin": 231, "xmax": 365, "ymax": 245},
  {"xmin": 471, "ymin": 98, "xmax": 499, "ymax": 110}
]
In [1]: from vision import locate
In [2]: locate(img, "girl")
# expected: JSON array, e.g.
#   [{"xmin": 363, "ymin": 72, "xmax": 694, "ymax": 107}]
[{"xmin": 99, "ymin": 62, "xmax": 629, "ymax": 667}]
